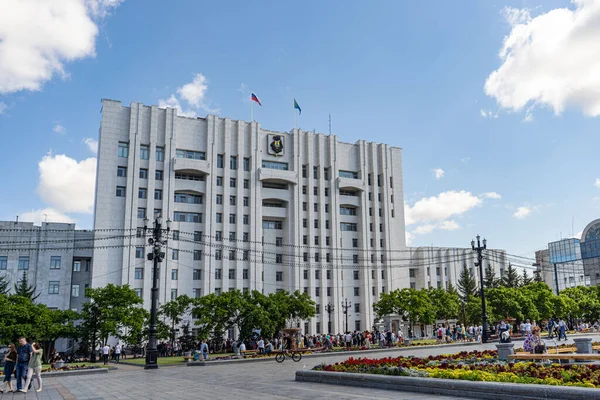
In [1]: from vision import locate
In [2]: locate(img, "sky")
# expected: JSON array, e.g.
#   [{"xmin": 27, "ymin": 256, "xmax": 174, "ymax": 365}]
[{"xmin": 1, "ymin": 0, "xmax": 599, "ymax": 260}]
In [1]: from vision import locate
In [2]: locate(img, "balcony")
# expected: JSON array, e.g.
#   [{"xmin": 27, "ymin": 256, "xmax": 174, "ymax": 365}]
[
  {"xmin": 258, "ymin": 168, "xmax": 298, "ymax": 185},
  {"xmin": 337, "ymin": 176, "xmax": 365, "ymax": 192},
  {"xmin": 174, "ymin": 178, "xmax": 206, "ymax": 194},
  {"xmin": 173, "ymin": 157, "xmax": 211, "ymax": 175},
  {"xmin": 262, "ymin": 206, "xmax": 287, "ymax": 219}
]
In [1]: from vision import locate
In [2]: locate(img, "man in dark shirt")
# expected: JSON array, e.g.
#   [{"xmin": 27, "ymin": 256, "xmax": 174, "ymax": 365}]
[{"xmin": 16, "ymin": 337, "xmax": 33, "ymax": 392}]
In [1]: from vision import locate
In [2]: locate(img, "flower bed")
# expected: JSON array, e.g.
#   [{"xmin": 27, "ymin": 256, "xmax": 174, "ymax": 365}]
[
  {"xmin": 313, "ymin": 350, "xmax": 600, "ymax": 388},
  {"xmin": 0, "ymin": 364, "xmax": 100, "ymax": 376}
]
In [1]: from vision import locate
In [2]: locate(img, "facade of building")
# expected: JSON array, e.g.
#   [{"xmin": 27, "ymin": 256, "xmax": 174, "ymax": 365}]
[
  {"xmin": 0, "ymin": 221, "xmax": 93, "ymax": 312},
  {"xmin": 93, "ymin": 100, "xmax": 407, "ymax": 334},
  {"xmin": 581, "ymin": 218, "xmax": 600, "ymax": 286}
]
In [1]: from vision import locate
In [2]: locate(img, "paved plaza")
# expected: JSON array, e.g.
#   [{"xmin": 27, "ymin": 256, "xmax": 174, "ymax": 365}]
[{"xmin": 0, "ymin": 336, "xmax": 596, "ymax": 400}]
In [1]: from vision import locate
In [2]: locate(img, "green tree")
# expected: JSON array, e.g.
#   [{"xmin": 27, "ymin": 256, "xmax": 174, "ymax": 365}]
[
  {"xmin": 0, "ymin": 274, "xmax": 9, "ymax": 295},
  {"xmin": 13, "ymin": 271, "xmax": 39, "ymax": 301},
  {"xmin": 79, "ymin": 284, "xmax": 144, "ymax": 361},
  {"xmin": 533, "ymin": 270, "xmax": 543, "ymax": 283},
  {"xmin": 521, "ymin": 282, "xmax": 555, "ymax": 322},
  {"xmin": 457, "ymin": 263, "xmax": 477, "ymax": 302},
  {"xmin": 501, "ymin": 263, "xmax": 521, "ymax": 288},
  {"xmin": 404, "ymin": 289, "xmax": 436, "ymax": 328},
  {"xmin": 428, "ymin": 287, "xmax": 459, "ymax": 322},
  {"xmin": 160, "ymin": 294, "xmax": 193, "ymax": 345},
  {"xmin": 521, "ymin": 270, "xmax": 533, "ymax": 286},
  {"xmin": 483, "ymin": 264, "xmax": 499, "ymax": 289},
  {"xmin": 464, "ymin": 295, "xmax": 482, "ymax": 325}
]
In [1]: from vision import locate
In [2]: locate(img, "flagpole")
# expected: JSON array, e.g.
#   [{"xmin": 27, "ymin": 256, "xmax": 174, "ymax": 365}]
[
  {"xmin": 293, "ymin": 108, "xmax": 296, "ymax": 132},
  {"xmin": 251, "ymin": 101, "xmax": 253, "ymax": 122}
]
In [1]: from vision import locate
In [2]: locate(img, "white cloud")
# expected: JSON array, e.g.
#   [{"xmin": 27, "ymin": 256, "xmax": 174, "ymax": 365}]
[
  {"xmin": 405, "ymin": 231, "xmax": 414, "ymax": 246},
  {"xmin": 53, "ymin": 124, "xmax": 66, "ymax": 134},
  {"xmin": 83, "ymin": 137, "xmax": 98, "ymax": 154},
  {"xmin": 439, "ymin": 220, "xmax": 460, "ymax": 231},
  {"xmin": 481, "ymin": 192, "xmax": 502, "ymax": 199},
  {"xmin": 20, "ymin": 208, "xmax": 75, "ymax": 224},
  {"xmin": 158, "ymin": 95, "xmax": 198, "ymax": 118},
  {"xmin": 177, "ymin": 73, "xmax": 208, "ymax": 109},
  {"xmin": 37, "ymin": 153, "xmax": 96, "ymax": 214},
  {"xmin": 158, "ymin": 73, "xmax": 219, "ymax": 117},
  {"xmin": 594, "ymin": 178, "xmax": 600, "ymax": 188},
  {"xmin": 404, "ymin": 190, "xmax": 482, "ymax": 226},
  {"xmin": 480, "ymin": 108, "xmax": 498, "ymax": 119},
  {"xmin": 0, "ymin": 0, "xmax": 123, "ymax": 94},
  {"xmin": 0, "ymin": 102, "xmax": 7, "ymax": 114},
  {"xmin": 485, "ymin": 1, "xmax": 600, "ymax": 117},
  {"xmin": 414, "ymin": 224, "xmax": 436, "ymax": 235},
  {"xmin": 432, "ymin": 168, "xmax": 445, "ymax": 180},
  {"xmin": 513, "ymin": 206, "xmax": 532, "ymax": 219}
]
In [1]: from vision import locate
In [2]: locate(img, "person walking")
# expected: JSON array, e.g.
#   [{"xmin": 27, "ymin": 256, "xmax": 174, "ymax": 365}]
[
  {"xmin": 558, "ymin": 318, "xmax": 568, "ymax": 341},
  {"xmin": 200, "ymin": 339, "xmax": 209, "ymax": 360},
  {"xmin": 15, "ymin": 337, "xmax": 32, "ymax": 393},
  {"xmin": 114, "ymin": 343, "xmax": 121, "ymax": 363},
  {"xmin": 1, "ymin": 344, "xmax": 17, "ymax": 393},
  {"xmin": 257, "ymin": 337, "xmax": 265, "ymax": 354},
  {"xmin": 23, "ymin": 342, "xmax": 43, "ymax": 393},
  {"xmin": 102, "ymin": 343, "xmax": 110, "ymax": 365}
]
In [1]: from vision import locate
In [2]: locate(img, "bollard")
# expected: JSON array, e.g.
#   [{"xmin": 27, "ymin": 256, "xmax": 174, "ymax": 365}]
[
  {"xmin": 496, "ymin": 343, "xmax": 514, "ymax": 361},
  {"xmin": 573, "ymin": 338, "xmax": 593, "ymax": 354}
]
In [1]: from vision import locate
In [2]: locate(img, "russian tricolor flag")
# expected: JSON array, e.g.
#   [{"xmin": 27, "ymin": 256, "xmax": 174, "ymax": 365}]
[{"xmin": 251, "ymin": 93, "xmax": 262, "ymax": 106}]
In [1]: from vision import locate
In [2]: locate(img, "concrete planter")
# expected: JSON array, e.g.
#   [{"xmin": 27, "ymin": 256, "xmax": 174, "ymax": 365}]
[
  {"xmin": 296, "ymin": 370, "xmax": 599, "ymax": 400},
  {"xmin": 42, "ymin": 368, "xmax": 108, "ymax": 378}
]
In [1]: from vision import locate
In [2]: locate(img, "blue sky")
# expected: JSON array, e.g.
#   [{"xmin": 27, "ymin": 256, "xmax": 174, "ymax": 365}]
[{"xmin": 0, "ymin": 0, "xmax": 599, "ymax": 260}]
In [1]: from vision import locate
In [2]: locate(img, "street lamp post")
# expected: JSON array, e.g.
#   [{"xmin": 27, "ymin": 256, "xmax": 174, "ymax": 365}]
[
  {"xmin": 341, "ymin": 298, "xmax": 351, "ymax": 333},
  {"xmin": 471, "ymin": 235, "xmax": 489, "ymax": 344},
  {"xmin": 143, "ymin": 215, "xmax": 171, "ymax": 369},
  {"xmin": 325, "ymin": 303, "xmax": 334, "ymax": 334}
]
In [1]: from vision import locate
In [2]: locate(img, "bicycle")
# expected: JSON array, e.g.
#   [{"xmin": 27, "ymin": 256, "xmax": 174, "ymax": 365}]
[{"xmin": 275, "ymin": 350, "xmax": 302, "ymax": 363}]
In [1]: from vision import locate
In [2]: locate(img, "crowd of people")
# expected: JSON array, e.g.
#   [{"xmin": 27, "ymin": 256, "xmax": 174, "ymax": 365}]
[{"xmin": 1, "ymin": 337, "xmax": 43, "ymax": 394}]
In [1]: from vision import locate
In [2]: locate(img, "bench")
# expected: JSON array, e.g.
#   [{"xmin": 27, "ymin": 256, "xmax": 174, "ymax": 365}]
[
  {"xmin": 183, "ymin": 356, "xmax": 195, "ymax": 361},
  {"xmin": 241, "ymin": 350, "xmax": 258, "ymax": 357},
  {"xmin": 508, "ymin": 354, "xmax": 600, "ymax": 361},
  {"xmin": 515, "ymin": 347, "xmax": 577, "ymax": 355}
]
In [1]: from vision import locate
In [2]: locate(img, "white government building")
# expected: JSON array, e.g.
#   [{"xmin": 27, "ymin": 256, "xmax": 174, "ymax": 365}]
[{"xmin": 0, "ymin": 99, "xmax": 509, "ymax": 338}]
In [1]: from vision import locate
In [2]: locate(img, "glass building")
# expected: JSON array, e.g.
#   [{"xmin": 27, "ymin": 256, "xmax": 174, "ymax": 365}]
[{"xmin": 581, "ymin": 219, "xmax": 600, "ymax": 286}]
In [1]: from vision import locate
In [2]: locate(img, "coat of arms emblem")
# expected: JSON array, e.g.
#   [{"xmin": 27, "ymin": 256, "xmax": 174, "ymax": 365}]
[{"xmin": 268, "ymin": 134, "xmax": 284, "ymax": 156}]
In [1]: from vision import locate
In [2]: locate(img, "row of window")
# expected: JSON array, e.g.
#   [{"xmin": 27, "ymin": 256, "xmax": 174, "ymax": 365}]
[
  {"xmin": 117, "ymin": 166, "xmax": 163, "ymax": 180},
  {"xmin": 0, "ymin": 256, "xmax": 87, "ymax": 271},
  {"xmin": 118, "ymin": 143, "xmax": 166, "ymax": 161}
]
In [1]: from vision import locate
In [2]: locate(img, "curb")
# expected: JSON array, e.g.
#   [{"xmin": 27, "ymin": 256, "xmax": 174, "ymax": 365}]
[
  {"xmin": 295, "ymin": 370, "xmax": 599, "ymax": 400},
  {"xmin": 41, "ymin": 368, "xmax": 109, "ymax": 377}
]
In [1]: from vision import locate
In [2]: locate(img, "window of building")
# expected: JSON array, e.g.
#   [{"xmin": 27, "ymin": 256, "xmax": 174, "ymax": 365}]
[
  {"xmin": 302, "ymin": 186, "xmax": 307, "ymax": 195},
  {"xmin": 154, "ymin": 170, "xmax": 163, "ymax": 181},
  {"xmin": 324, "ymin": 167, "xmax": 330, "ymax": 180},
  {"xmin": 243, "ymin": 197, "xmax": 249, "ymax": 207},
  {"xmin": 72, "ymin": 261, "xmax": 81, "ymax": 272},
  {"xmin": 371, "ymin": 254, "xmax": 375, "ymax": 263},
  {"xmin": 173, "ymin": 212, "xmax": 201, "ymax": 223},
  {"xmin": 172, "ymin": 249, "xmax": 179, "ymax": 260},
  {"xmin": 194, "ymin": 289, "xmax": 202, "ymax": 298},
  {"xmin": 262, "ymin": 161, "xmax": 288, "ymax": 170},
  {"xmin": 353, "ymin": 254, "xmax": 358, "ymax": 264},
  {"xmin": 354, "ymin": 303, "xmax": 360, "ymax": 313},
  {"xmin": 215, "ymin": 249, "xmax": 222, "ymax": 260},
  {"xmin": 339, "ymin": 170, "xmax": 359, "ymax": 179},
  {"xmin": 230, "ymin": 178, "xmax": 236, "ymax": 188},
  {"xmin": 324, "ymin": 188, "xmax": 329, "ymax": 197},
  {"xmin": 368, "ymin": 173, "xmax": 372, "ymax": 186},
  {"xmin": 315, "ymin": 270, "xmax": 320, "ymax": 279},
  {"xmin": 171, "ymin": 289, "xmax": 178, "ymax": 301},
  {"xmin": 193, "ymin": 269, "xmax": 201, "ymax": 280},
  {"xmin": 215, "ymin": 269, "xmax": 222, "ymax": 279},
  {"xmin": 243, "ymin": 269, "xmax": 249, "ymax": 279},
  {"xmin": 302, "ymin": 164, "xmax": 307, "ymax": 178},
  {"xmin": 194, "ymin": 250, "xmax": 202, "ymax": 261},
  {"xmin": 276, "ymin": 271, "xmax": 283, "ymax": 281},
  {"xmin": 302, "ymin": 202, "xmax": 307, "ymax": 211},
  {"xmin": 217, "ymin": 154, "xmax": 224, "ymax": 168},
  {"xmin": 325, "ymin": 220, "xmax": 329, "ymax": 229},
  {"xmin": 326, "ymin": 237, "xmax": 330, "ymax": 245},
  {"xmin": 229, "ymin": 214, "xmax": 236, "ymax": 224},
  {"xmin": 137, "ymin": 207, "xmax": 146, "ymax": 219},
  {"xmin": 314, "ymin": 236, "xmax": 319, "ymax": 246},
  {"xmin": 303, "ymin": 219, "xmax": 307, "ymax": 228},
  {"xmin": 327, "ymin": 287, "xmax": 332, "ymax": 296},
  {"xmin": 194, "ymin": 231, "xmax": 202, "ymax": 242},
  {"xmin": 154, "ymin": 189, "xmax": 162, "ymax": 200},
  {"xmin": 340, "ymin": 223, "xmax": 358, "ymax": 231},
  {"xmin": 175, "ymin": 193, "xmax": 203, "ymax": 204},
  {"xmin": 71, "ymin": 284, "xmax": 80, "ymax": 297},
  {"xmin": 313, "ymin": 187, "xmax": 318, "ymax": 196},
  {"xmin": 315, "ymin": 287, "xmax": 320, "ymax": 297},
  {"xmin": 303, "ymin": 252, "xmax": 308, "ymax": 262},
  {"xmin": 215, "ymin": 231, "xmax": 222, "ymax": 241},
  {"xmin": 354, "ymin": 287, "xmax": 359, "ymax": 296},
  {"xmin": 327, "ymin": 269, "xmax": 332, "ymax": 279},
  {"xmin": 116, "ymin": 186, "xmax": 126, "ymax": 197},
  {"xmin": 175, "ymin": 173, "xmax": 205, "ymax": 181},
  {"xmin": 276, "ymin": 237, "xmax": 283, "ymax": 247},
  {"xmin": 314, "ymin": 202, "xmax": 318, "ymax": 212},
  {"xmin": 313, "ymin": 166, "xmax": 319, "ymax": 179},
  {"xmin": 117, "ymin": 166, "xmax": 127, "ymax": 177},
  {"xmin": 382, "ymin": 286, "xmax": 386, "ymax": 293},
  {"xmin": 138, "ymin": 188, "xmax": 147, "ymax": 199},
  {"xmin": 244, "ymin": 179, "xmax": 249, "ymax": 189},
  {"xmin": 314, "ymin": 219, "xmax": 319, "ymax": 229},
  {"xmin": 135, "ymin": 247, "xmax": 144, "ymax": 259},
  {"xmin": 18, "ymin": 256, "xmax": 29, "ymax": 270},
  {"xmin": 243, "ymin": 250, "xmax": 249, "ymax": 261},
  {"xmin": 303, "ymin": 269, "xmax": 308, "ymax": 279},
  {"xmin": 316, "ymin": 304, "xmax": 321, "ymax": 314},
  {"xmin": 263, "ymin": 220, "xmax": 283, "ymax": 229},
  {"xmin": 228, "ymin": 195, "xmax": 236, "ymax": 206},
  {"xmin": 156, "ymin": 147, "xmax": 164, "ymax": 162},
  {"xmin": 215, "ymin": 288, "xmax": 222, "ymax": 295},
  {"xmin": 48, "ymin": 281, "xmax": 60, "ymax": 295},
  {"xmin": 352, "ymin": 238, "xmax": 358, "ymax": 248},
  {"xmin": 140, "ymin": 144, "xmax": 149, "ymax": 160},
  {"xmin": 409, "ymin": 268, "xmax": 416, "ymax": 278},
  {"xmin": 229, "ymin": 269, "xmax": 236, "ymax": 279},
  {"xmin": 135, "ymin": 288, "xmax": 143, "ymax": 298},
  {"xmin": 216, "ymin": 176, "xmax": 223, "ymax": 186},
  {"xmin": 230, "ymin": 156, "xmax": 238, "ymax": 170},
  {"xmin": 355, "ymin": 320, "xmax": 361, "ymax": 331},
  {"xmin": 353, "ymin": 270, "xmax": 359, "ymax": 280},
  {"xmin": 118, "ymin": 142, "xmax": 129, "ymax": 158},
  {"xmin": 229, "ymin": 231, "xmax": 236, "ymax": 241},
  {"xmin": 243, "ymin": 215, "xmax": 249, "ymax": 225},
  {"xmin": 50, "ymin": 256, "xmax": 61, "ymax": 269},
  {"xmin": 135, "ymin": 268, "xmax": 143, "ymax": 280},
  {"xmin": 216, "ymin": 213, "xmax": 222, "ymax": 223},
  {"xmin": 171, "ymin": 269, "xmax": 178, "ymax": 280},
  {"xmin": 243, "ymin": 157, "xmax": 250, "ymax": 171},
  {"xmin": 314, "ymin": 253, "xmax": 320, "ymax": 262}
]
